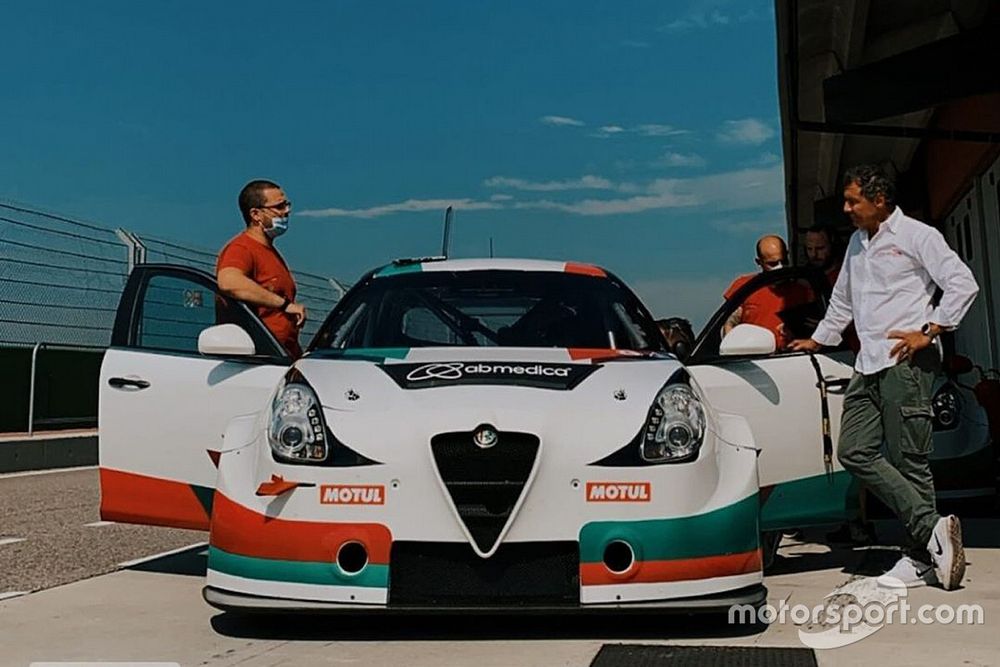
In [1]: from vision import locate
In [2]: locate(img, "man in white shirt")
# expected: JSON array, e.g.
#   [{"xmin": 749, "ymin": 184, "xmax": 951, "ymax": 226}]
[{"xmin": 791, "ymin": 164, "xmax": 979, "ymax": 590}]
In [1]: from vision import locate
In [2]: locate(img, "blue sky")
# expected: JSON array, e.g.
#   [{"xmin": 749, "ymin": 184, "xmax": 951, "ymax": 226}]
[{"xmin": 1, "ymin": 0, "xmax": 786, "ymax": 328}]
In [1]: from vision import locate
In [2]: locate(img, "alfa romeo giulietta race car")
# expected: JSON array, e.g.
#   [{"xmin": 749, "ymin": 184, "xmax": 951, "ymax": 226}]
[{"xmin": 99, "ymin": 258, "xmax": 876, "ymax": 612}]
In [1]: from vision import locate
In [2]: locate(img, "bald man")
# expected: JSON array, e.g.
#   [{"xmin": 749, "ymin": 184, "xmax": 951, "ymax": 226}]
[{"xmin": 722, "ymin": 235, "xmax": 813, "ymax": 348}]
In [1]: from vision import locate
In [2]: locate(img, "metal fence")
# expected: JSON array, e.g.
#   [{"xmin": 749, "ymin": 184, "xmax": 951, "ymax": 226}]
[
  {"xmin": 0, "ymin": 200, "xmax": 346, "ymax": 347},
  {"xmin": 0, "ymin": 199, "xmax": 347, "ymax": 433}
]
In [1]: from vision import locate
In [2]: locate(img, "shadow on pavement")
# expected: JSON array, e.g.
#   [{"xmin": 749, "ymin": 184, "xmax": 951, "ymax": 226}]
[
  {"xmin": 767, "ymin": 542, "xmax": 901, "ymax": 578},
  {"xmin": 770, "ymin": 496, "xmax": 1000, "ymax": 578},
  {"xmin": 125, "ymin": 545, "xmax": 207, "ymax": 577},
  {"xmin": 210, "ymin": 610, "xmax": 767, "ymax": 642}
]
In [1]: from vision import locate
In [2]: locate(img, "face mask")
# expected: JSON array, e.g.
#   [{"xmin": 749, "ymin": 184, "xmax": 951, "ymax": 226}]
[
  {"xmin": 264, "ymin": 215, "xmax": 289, "ymax": 239},
  {"xmin": 763, "ymin": 262, "xmax": 784, "ymax": 272}
]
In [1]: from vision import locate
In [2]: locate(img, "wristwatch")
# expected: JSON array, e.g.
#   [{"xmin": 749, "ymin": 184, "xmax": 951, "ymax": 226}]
[
  {"xmin": 921, "ymin": 323, "xmax": 938, "ymax": 340},
  {"xmin": 278, "ymin": 296, "xmax": 291, "ymax": 312}
]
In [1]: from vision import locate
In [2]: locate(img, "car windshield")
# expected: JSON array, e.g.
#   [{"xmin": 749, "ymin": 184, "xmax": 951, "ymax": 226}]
[{"xmin": 312, "ymin": 270, "xmax": 667, "ymax": 351}]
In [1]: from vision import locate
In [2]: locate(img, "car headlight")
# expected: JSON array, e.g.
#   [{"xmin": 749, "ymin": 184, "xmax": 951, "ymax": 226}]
[
  {"xmin": 640, "ymin": 384, "xmax": 706, "ymax": 463},
  {"xmin": 268, "ymin": 381, "xmax": 328, "ymax": 463},
  {"xmin": 932, "ymin": 383, "xmax": 960, "ymax": 431}
]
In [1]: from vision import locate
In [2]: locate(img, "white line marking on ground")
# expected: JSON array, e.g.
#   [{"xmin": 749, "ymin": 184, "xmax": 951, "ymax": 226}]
[
  {"xmin": 0, "ymin": 465, "xmax": 97, "ymax": 480},
  {"xmin": 0, "ymin": 591, "xmax": 28, "ymax": 601},
  {"xmin": 0, "ymin": 538, "xmax": 26, "ymax": 547},
  {"xmin": 83, "ymin": 521, "xmax": 115, "ymax": 528},
  {"xmin": 117, "ymin": 542, "xmax": 208, "ymax": 569}
]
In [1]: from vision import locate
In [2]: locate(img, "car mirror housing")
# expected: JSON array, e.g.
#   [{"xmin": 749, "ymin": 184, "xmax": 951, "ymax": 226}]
[
  {"xmin": 720, "ymin": 324, "xmax": 776, "ymax": 357},
  {"xmin": 198, "ymin": 323, "xmax": 257, "ymax": 357}
]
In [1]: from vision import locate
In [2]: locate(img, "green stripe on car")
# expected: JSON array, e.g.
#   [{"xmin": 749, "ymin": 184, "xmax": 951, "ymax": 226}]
[
  {"xmin": 579, "ymin": 494, "xmax": 760, "ymax": 563},
  {"xmin": 374, "ymin": 263, "xmax": 422, "ymax": 277},
  {"xmin": 313, "ymin": 347, "xmax": 411, "ymax": 362},
  {"xmin": 208, "ymin": 546, "xmax": 389, "ymax": 588},
  {"xmin": 760, "ymin": 470, "xmax": 858, "ymax": 532}
]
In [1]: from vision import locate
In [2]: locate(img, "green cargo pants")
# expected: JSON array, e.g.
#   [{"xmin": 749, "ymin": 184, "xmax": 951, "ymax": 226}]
[{"xmin": 838, "ymin": 347, "xmax": 941, "ymax": 549}]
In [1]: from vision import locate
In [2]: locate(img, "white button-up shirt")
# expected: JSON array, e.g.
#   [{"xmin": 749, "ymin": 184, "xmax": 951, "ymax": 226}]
[{"xmin": 812, "ymin": 207, "xmax": 979, "ymax": 375}]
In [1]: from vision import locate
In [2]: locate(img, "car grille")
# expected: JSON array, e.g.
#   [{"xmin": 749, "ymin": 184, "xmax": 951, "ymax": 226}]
[
  {"xmin": 389, "ymin": 541, "xmax": 579, "ymax": 606},
  {"xmin": 430, "ymin": 429, "xmax": 539, "ymax": 554}
]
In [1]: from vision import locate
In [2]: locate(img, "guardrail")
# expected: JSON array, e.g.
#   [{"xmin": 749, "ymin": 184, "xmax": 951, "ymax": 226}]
[{"xmin": 0, "ymin": 199, "xmax": 349, "ymax": 434}]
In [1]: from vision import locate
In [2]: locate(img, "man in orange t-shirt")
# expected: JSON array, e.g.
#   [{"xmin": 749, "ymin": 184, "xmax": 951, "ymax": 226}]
[
  {"xmin": 216, "ymin": 179, "xmax": 306, "ymax": 358},
  {"xmin": 722, "ymin": 235, "xmax": 813, "ymax": 349}
]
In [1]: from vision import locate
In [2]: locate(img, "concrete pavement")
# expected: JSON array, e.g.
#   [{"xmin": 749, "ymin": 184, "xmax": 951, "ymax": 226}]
[{"xmin": 0, "ymin": 469, "xmax": 997, "ymax": 666}]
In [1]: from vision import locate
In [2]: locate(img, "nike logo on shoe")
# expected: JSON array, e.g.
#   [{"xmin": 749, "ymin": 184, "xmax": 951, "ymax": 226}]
[{"xmin": 933, "ymin": 536, "xmax": 944, "ymax": 557}]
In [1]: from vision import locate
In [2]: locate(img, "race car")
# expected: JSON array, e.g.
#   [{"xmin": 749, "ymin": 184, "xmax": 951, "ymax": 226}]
[{"xmin": 99, "ymin": 258, "xmax": 873, "ymax": 612}]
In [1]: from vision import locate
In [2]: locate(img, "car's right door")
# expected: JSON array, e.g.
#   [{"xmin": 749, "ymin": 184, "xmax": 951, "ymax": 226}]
[
  {"xmin": 685, "ymin": 268, "xmax": 858, "ymax": 531},
  {"xmin": 99, "ymin": 264, "xmax": 291, "ymax": 530}
]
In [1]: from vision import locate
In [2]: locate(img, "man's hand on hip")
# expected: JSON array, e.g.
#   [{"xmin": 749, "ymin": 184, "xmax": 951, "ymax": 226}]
[
  {"xmin": 788, "ymin": 338, "xmax": 822, "ymax": 353},
  {"xmin": 285, "ymin": 302, "xmax": 307, "ymax": 328},
  {"xmin": 888, "ymin": 329, "xmax": 931, "ymax": 362}
]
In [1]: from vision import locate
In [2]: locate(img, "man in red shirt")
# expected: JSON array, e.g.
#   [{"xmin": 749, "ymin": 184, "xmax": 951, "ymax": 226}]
[
  {"xmin": 722, "ymin": 235, "xmax": 813, "ymax": 349},
  {"xmin": 216, "ymin": 179, "xmax": 306, "ymax": 358}
]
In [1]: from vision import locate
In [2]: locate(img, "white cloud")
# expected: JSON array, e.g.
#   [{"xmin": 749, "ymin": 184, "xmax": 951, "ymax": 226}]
[
  {"xmin": 647, "ymin": 164, "xmax": 785, "ymax": 211},
  {"xmin": 484, "ymin": 175, "xmax": 619, "ymax": 192},
  {"xmin": 660, "ymin": 1, "xmax": 771, "ymax": 33},
  {"xmin": 539, "ymin": 115, "xmax": 585, "ymax": 127},
  {"xmin": 737, "ymin": 7, "xmax": 773, "ymax": 23},
  {"xmin": 635, "ymin": 124, "xmax": 689, "ymax": 137},
  {"xmin": 298, "ymin": 198, "xmax": 503, "ymax": 219},
  {"xmin": 752, "ymin": 152, "xmax": 782, "ymax": 166},
  {"xmin": 653, "ymin": 152, "xmax": 707, "ymax": 168},
  {"xmin": 592, "ymin": 123, "xmax": 689, "ymax": 139},
  {"xmin": 716, "ymin": 118, "xmax": 775, "ymax": 145},
  {"xmin": 662, "ymin": 9, "xmax": 731, "ymax": 31},
  {"xmin": 516, "ymin": 192, "xmax": 698, "ymax": 216},
  {"xmin": 708, "ymin": 212, "xmax": 786, "ymax": 236},
  {"xmin": 512, "ymin": 163, "xmax": 784, "ymax": 217},
  {"xmin": 302, "ymin": 164, "xmax": 784, "ymax": 221}
]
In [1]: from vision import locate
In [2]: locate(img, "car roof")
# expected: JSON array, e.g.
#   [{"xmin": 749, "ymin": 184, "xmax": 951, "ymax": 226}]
[{"xmin": 373, "ymin": 257, "xmax": 607, "ymax": 278}]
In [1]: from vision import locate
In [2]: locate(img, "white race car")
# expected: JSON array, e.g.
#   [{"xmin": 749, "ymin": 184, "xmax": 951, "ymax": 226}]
[{"xmin": 100, "ymin": 258, "xmax": 872, "ymax": 613}]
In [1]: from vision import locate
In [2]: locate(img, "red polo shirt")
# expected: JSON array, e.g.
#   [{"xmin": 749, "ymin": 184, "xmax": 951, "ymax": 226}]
[
  {"xmin": 724, "ymin": 273, "xmax": 814, "ymax": 349},
  {"xmin": 217, "ymin": 232, "xmax": 301, "ymax": 358}
]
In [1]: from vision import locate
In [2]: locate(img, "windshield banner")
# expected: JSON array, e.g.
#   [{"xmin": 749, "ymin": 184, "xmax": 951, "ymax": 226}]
[{"xmin": 379, "ymin": 361, "xmax": 600, "ymax": 390}]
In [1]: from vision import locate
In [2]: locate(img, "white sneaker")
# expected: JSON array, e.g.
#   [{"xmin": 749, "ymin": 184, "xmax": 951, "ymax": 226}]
[
  {"xmin": 927, "ymin": 515, "xmax": 966, "ymax": 590},
  {"xmin": 877, "ymin": 555, "xmax": 938, "ymax": 588}
]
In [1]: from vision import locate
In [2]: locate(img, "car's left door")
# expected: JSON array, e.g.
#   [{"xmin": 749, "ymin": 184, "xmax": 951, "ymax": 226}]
[
  {"xmin": 99, "ymin": 264, "xmax": 291, "ymax": 530},
  {"xmin": 685, "ymin": 267, "xmax": 858, "ymax": 531}
]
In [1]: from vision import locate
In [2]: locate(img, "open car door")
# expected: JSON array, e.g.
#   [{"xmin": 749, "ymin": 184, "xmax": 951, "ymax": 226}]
[
  {"xmin": 99, "ymin": 264, "xmax": 291, "ymax": 530},
  {"xmin": 685, "ymin": 267, "xmax": 858, "ymax": 531}
]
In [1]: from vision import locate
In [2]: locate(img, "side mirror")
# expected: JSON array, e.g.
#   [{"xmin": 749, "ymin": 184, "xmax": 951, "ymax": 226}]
[
  {"xmin": 720, "ymin": 324, "xmax": 776, "ymax": 357},
  {"xmin": 198, "ymin": 324, "xmax": 256, "ymax": 357}
]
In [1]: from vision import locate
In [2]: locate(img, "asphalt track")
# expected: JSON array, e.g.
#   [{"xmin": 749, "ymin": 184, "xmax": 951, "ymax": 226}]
[{"xmin": 1, "ymin": 468, "xmax": 998, "ymax": 666}]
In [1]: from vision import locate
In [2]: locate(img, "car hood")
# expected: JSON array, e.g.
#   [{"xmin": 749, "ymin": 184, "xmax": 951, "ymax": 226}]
[{"xmin": 295, "ymin": 347, "xmax": 686, "ymax": 462}]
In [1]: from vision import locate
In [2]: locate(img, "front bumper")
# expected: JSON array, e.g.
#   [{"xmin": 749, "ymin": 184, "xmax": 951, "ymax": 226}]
[
  {"xmin": 203, "ymin": 583, "xmax": 767, "ymax": 614},
  {"xmin": 209, "ymin": 412, "xmax": 763, "ymax": 609}
]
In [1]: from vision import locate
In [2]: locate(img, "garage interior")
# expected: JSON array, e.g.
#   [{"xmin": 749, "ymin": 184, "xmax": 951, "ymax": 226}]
[{"xmin": 776, "ymin": 0, "xmax": 1000, "ymax": 374}]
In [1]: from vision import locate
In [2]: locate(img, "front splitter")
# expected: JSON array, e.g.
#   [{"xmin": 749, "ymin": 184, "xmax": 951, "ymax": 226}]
[{"xmin": 203, "ymin": 584, "xmax": 766, "ymax": 615}]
